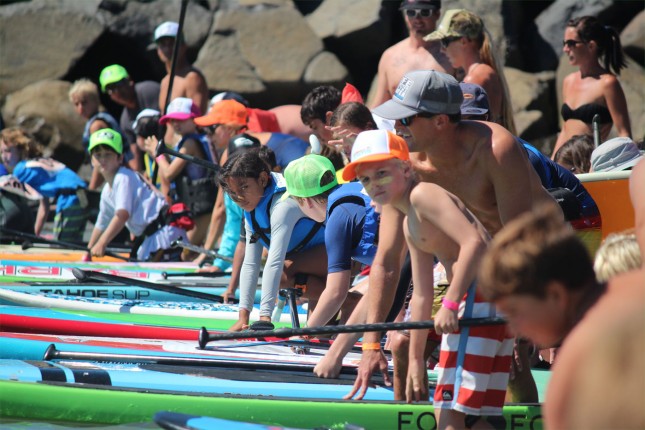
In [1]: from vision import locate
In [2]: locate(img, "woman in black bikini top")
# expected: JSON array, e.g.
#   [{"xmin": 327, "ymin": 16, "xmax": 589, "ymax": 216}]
[{"xmin": 552, "ymin": 16, "xmax": 631, "ymax": 158}]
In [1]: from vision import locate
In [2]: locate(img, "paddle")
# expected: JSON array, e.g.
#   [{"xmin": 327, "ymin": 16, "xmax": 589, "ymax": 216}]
[
  {"xmin": 199, "ymin": 317, "xmax": 506, "ymax": 349},
  {"xmin": 1, "ymin": 227, "xmax": 132, "ymax": 261},
  {"xmin": 21, "ymin": 240, "xmax": 129, "ymax": 256},
  {"xmin": 72, "ymin": 268, "xmax": 239, "ymax": 304},
  {"xmin": 156, "ymin": 140, "xmax": 220, "ymax": 172},
  {"xmin": 42, "ymin": 344, "xmax": 375, "ymax": 378},
  {"xmin": 161, "ymin": 271, "xmax": 229, "ymax": 279},
  {"xmin": 171, "ymin": 239, "xmax": 233, "ymax": 262}
]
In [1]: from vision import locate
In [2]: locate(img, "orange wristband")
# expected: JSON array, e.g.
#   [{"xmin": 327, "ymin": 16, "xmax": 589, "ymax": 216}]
[{"xmin": 361, "ymin": 342, "xmax": 381, "ymax": 351}]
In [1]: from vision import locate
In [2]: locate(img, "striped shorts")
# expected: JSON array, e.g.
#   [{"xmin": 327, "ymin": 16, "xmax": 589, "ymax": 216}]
[
  {"xmin": 54, "ymin": 201, "xmax": 88, "ymax": 243},
  {"xmin": 433, "ymin": 282, "xmax": 513, "ymax": 416}
]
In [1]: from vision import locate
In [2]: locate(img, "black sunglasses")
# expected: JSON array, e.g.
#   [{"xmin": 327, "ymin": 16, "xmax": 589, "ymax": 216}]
[
  {"xmin": 405, "ymin": 9, "xmax": 433, "ymax": 18},
  {"xmin": 563, "ymin": 39, "xmax": 585, "ymax": 49},
  {"xmin": 105, "ymin": 79, "xmax": 128, "ymax": 95},
  {"xmin": 204, "ymin": 124, "xmax": 220, "ymax": 134},
  {"xmin": 400, "ymin": 112, "xmax": 437, "ymax": 127},
  {"xmin": 441, "ymin": 36, "xmax": 462, "ymax": 49}
]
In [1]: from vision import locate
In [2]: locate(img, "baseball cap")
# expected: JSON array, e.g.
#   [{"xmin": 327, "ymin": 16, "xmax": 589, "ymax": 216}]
[
  {"xmin": 342, "ymin": 130, "xmax": 409, "ymax": 181},
  {"xmin": 399, "ymin": 0, "xmax": 441, "ymax": 10},
  {"xmin": 88, "ymin": 128, "xmax": 123, "ymax": 155},
  {"xmin": 159, "ymin": 98, "xmax": 201, "ymax": 125},
  {"xmin": 228, "ymin": 133, "xmax": 261, "ymax": 158},
  {"xmin": 154, "ymin": 21, "xmax": 180, "ymax": 41},
  {"xmin": 195, "ymin": 100, "xmax": 249, "ymax": 127},
  {"xmin": 424, "ymin": 9, "xmax": 483, "ymax": 42},
  {"xmin": 459, "ymin": 82, "xmax": 489, "ymax": 116},
  {"xmin": 590, "ymin": 137, "xmax": 644, "ymax": 172},
  {"xmin": 132, "ymin": 109, "xmax": 161, "ymax": 132},
  {"xmin": 99, "ymin": 64, "xmax": 129, "ymax": 93},
  {"xmin": 283, "ymin": 154, "xmax": 338, "ymax": 199},
  {"xmin": 372, "ymin": 70, "xmax": 463, "ymax": 120},
  {"xmin": 209, "ymin": 91, "xmax": 250, "ymax": 108}
]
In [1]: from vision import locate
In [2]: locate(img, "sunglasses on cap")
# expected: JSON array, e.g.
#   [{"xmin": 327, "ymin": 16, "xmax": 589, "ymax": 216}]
[
  {"xmin": 400, "ymin": 112, "xmax": 437, "ymax": 127},
  {"xmin": 562, "ymin": 39, "xmax": 585, "ymax": 49},
  {"xmin": 405, "ymin": 9, "xmax": 433, "ymax": 18},
  {"xmin": 441, "ymin": 36, "xmax": 462, "ymax": 49}
]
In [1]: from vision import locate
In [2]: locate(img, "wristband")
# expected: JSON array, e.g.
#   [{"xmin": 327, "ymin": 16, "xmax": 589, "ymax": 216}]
[
  {"xmin": 361, "ymin": 342, "xmax": 381, "ymax": 351},
  {"xmin": 155, "ymin": 154, "xmax": 165, "ymax": 163},
  {"xmin": 441, "ymin": 298, "xmax": 459, "ymax": 311}
]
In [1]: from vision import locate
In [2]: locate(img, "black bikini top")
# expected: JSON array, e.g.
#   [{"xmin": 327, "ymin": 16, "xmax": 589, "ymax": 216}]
[{"xmin": 561, "ymin": 103, "xmax": 612, "ymax": 124}]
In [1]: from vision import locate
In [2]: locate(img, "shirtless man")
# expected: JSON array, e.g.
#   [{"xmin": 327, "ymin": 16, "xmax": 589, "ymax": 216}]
[
  {"xmin": 346, "ymin": 70, "xmax": 561, "ymax": 402},
  {"xmin": 154, "ymin": 21, "xmax": 209, "ymax": 143},
  {"xmin": 370, "ymin": 0, "xmax": 454, "ymax": 108}
]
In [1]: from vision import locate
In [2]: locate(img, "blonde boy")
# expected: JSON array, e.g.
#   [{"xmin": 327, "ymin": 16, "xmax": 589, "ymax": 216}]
[{"xmin": 343, "ymin": 129, "xmax": 512, "ymax": 429}]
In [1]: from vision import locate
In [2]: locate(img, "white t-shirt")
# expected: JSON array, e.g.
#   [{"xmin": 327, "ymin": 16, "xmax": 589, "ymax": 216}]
[{"xmin": 96, "ymin": 167, "xmax": 185, "ymax": 260}]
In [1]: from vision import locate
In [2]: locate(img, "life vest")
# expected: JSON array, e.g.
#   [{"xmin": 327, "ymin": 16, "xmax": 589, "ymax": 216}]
[
  {"xmin": 244, "ymin": 173, "xmax": 325, "ymax": 254},
  {"xmin": 326, "ymin": 182, "xmax": 379, "ymax": 266},
  {"xmin": 173, "ymin": 133, "xmax": 218, "ymax": 217}
]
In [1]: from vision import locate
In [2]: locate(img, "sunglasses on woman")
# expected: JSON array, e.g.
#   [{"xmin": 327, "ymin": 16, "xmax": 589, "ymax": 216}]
[
  {"xmin": 405, "ymin": 9, "xmax": 433, "ymax": 18},
  {"xmin": 440, "ymin": 36, "xmax": 462, "ymax": 49},
  {"xmin": 562, "ymin": 39, "xmax": 585, "ymax": 48}
]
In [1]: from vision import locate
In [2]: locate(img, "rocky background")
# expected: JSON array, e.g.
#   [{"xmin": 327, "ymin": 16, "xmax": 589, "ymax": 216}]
[{"xmin": 1, "ymin": 0, "xmax": 643, "ymax": 172}]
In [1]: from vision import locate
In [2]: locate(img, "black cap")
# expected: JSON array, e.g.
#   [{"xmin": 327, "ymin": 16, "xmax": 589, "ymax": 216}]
[
  {"xmin": 400, "ymin": 0, "xmax": 441, "ymax": 10},
  {"xmin": 228, "ymin": 133, "xmax": 261, "ymax": 158}
]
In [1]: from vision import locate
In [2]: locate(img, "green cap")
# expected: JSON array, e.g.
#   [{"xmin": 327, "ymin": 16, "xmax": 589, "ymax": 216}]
[
  {"xmin": 88, "ymin": 128, "xmax": 123, "ymax": 155},
  {"xmin": 99, "ymin": 64, "xmax": 129, "ymax": 92},
  {"xmin": 283, "ymin": 154, "xmax": 338, "ymax": 199}
]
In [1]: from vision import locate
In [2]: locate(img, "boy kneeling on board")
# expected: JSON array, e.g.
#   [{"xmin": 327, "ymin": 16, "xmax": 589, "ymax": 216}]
[{"xmin": 86, "ymin": 129, "xmax": 189, "ymax": 261}]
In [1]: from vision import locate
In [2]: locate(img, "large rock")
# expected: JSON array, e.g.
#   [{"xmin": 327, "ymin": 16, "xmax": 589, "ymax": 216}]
[
  {"xmin": 621, "ymin": 11, "xmax": 645, "ymax": 66},
  {"xmin": 2, "ymin": 80, "xmax": 86, "ymax": 171},
  {"xmin": 0, "ymin": 1, "xmax": 104, "ymax": 96},
  {"xmin": 505, "ymin": 68, "xmax": 558, "ymax": 142}
]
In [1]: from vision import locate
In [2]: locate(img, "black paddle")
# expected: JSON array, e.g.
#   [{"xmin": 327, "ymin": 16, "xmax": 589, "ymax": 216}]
[
  {"xmin": 155, "ymin": 140, "xmax": 220, "ymax": 172},
  {"xmin": 161, "ymin": 271, "xmax": 229, "ymax": 279},
  {"xmin": 21, "ymin": 240, "xmax": 129, "ymax": 256},
  {"xmin": 199, "ymin": 317, "xmax": 506, "ymax": 349},
  {"xmin": 1, "ymin": 227, "xmax": 132, "ymax": 261},
  {"xmin": 42, "ymin": 344, "xmax": 369, "ymax": 377},
  {"xmin": 72, "ymin": 268, "xmax": 238, "ymax": 304},
  {"xmin": 171, "ymin": 240, "xmax": 233, "ymax": 262}
]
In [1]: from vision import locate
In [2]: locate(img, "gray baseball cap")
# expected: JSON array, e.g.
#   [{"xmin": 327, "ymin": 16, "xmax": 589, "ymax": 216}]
[
  {"xmin": 590, "ymin": 137, "xmax": 644, "ymax": 172},
  {"xmin": 372, "ymin": 70, "xmax": 463, "ymax": 120}
]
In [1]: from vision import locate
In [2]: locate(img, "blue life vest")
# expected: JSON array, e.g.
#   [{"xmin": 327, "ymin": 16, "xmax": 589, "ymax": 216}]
[
  {"xmin": 326, "ymin": 182, "xmax": 379, "ymax": 266},
  {"xmin": 244, "ymin": 173, "xmax": 325, "ymax": 254}
]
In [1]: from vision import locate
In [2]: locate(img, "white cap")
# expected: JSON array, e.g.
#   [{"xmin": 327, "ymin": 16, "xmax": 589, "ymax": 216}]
[{"xmin": 154, "ymin": 21, "xmax": 179, "ymax": 42}]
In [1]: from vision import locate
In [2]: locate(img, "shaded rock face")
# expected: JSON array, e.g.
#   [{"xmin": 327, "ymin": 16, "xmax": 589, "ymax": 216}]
[{"xmin": 0, "ymin": 0, "xmax": 643, "ymax": 168}]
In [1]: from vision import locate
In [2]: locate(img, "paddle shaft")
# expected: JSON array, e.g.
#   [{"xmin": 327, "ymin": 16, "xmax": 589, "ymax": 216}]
[
  {"xmin": 162, "ymin": 271, "xmax": 229, "ymax": 279},
  {"xmin": 43, "ymin": 345, "xmax": 367, "ymax": 377},
  {"xmin": 199, "ymin": 317, "xmax": 506, "ymax": 348},
  {"xmin": 172, "ymin": 240, "xmax": 233, "ymax": 262},
  {"xmin": 156, "ymin": 141, "xmax": 220, "ymax": 172},
  {"xmin": 593, "ymin": 114, "xmax": 600, "ymax": 148},
  {"xmin": 22, "ymin": 240, "xmax": 128, "ymax": 255},
  {"xmin": 72, "ymin": 268, "xmax": 231, "ymax": 303},
  {"xmin": 151, "ymin": 0, "xmax": 189, "ymax": 185},
  {"xmin": 1, "ymin": 227, "xmax": 131, "ymax": 261}
]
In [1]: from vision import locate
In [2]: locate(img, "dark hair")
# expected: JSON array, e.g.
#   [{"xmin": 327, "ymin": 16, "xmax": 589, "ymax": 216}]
[
  {"xmin": 135, "ymin": 116, "xmax": 163, "ymax": 139},
  {"xmin": 567, "ymin": 16, "xmax": 626, "ymax": 75},
  {"xmin": 300, "ymin": 86, "xmax": 342, "ymax": 125},
  {"xmin": 329, "ymin": 102, "xmax": 377, "ymax": 130},
  {"xmin": 257, "ymin": 146, "xmax": 277, "ymax": 171},
  {"xmin": 218, "ymin": 147, "xmax": 271, "ymax": 190},
  {"xmin": 320, "ymin": 145, "xmax": 346, "ymax": 171},
  {"xmin": 554, "ymin": 134, "xmax": 595, "ymax": 173}
]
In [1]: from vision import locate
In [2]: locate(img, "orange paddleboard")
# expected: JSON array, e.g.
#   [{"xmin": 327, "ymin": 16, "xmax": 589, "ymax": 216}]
[
  {"xmin": 0, "ymin": 244, "xmax": 127, "ymax": 263},
  {"xmin": 577, "ymin": 171, "xmax": 634, "ymax": 239}
]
